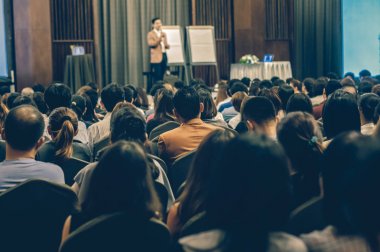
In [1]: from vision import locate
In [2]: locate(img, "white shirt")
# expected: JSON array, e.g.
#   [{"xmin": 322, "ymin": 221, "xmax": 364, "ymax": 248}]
[
  {"xmin": 154, "ymin": 29, "xmax": 166, "ymax": 53},
  {"xmin": 87, "ymin": 113, "xmax": 111, "ymax": 150},
  {"xmin": 216, "ymin": 97, "xmax": 231, "ymax": 110},
  {"xmin": 74, "ymin": 121, "xmax": 89, "ymax": 144},
  {"xmin": 228, "ymin": 114, "xmax": 241, "ymax": 129}
]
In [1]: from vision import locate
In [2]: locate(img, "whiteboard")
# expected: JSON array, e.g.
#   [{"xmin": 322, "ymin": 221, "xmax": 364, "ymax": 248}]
[
  {"xmin": 187, "ymin": 26, "xmax": 217, "ymax": 65},
  {"xmin": 161, "ymin": 26, "xmax": 185, "ymax": 65}
]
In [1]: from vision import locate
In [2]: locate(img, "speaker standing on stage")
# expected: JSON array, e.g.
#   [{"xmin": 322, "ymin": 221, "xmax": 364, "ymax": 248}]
[{"xmin": 147, "ymin": 17, "xmax": 170, "ymax": 84}]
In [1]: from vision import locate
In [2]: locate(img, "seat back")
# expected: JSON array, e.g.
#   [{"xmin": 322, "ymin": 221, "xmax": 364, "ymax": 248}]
[
  {"xmin": 149, "ymin": 121, "xmax": 180, "ymax": 140},
  {"xmin": 0, "ymin": 179, "xmax": 78, "ymax": 252},
  {"xmin": 60, "ymin": 212, "xmax": 171, "ymax": 252},
  {"xmin": 56, "ymin": 157, "xmax": 90, "ymax": 186},
  {"xmin": 92, "ymin": 136, "xmax": 111, "ymax": 160},
  {"xmin": 169, "ymin": 150, "xmax": 197, "ymax": 197},
  {"xmin": 148, "ymin": 154, "xmax": 168, "ymax": 173}
]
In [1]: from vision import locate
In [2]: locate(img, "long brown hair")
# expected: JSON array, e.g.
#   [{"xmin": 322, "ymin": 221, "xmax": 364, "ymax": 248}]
[{"xmin": 49, "ymin": 107, "xmax": 78, "ymax": 159}]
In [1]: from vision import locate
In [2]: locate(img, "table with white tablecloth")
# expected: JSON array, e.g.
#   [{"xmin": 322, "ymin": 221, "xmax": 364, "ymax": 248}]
[{"xmin": 230, "ymin": 62, "xmax": 293, "ymax": 81}]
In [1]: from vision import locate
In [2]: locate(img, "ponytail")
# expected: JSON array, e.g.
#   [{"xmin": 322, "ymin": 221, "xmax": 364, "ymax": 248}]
[{"xmin": 54, "ymin": 119, "xmax": 75, "ymax": 159}]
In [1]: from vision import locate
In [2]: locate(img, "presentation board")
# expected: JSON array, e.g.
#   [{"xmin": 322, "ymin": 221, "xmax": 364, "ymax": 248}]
[
  {"xmin": 161, "ymin": 26, "xmax": 185, "ymax": 65},
  {"xmin": 186, "ymin": 26, "xmax": 217, "ymax": 65},
  {"xmin": 0, "ymin": 0, "xmax": 8, "ymax": 77}
]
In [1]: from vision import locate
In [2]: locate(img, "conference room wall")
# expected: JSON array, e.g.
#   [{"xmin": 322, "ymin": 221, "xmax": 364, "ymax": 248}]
[
  {"xmin": 13, "ymin": 0, "xmax": 53, "ymax": 91},
  {"xmin": 233, "ymin": 0, "xmax": 292, "ymax": 65}
]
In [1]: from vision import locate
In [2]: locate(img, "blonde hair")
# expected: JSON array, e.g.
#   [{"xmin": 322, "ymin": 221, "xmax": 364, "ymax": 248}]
[{"xmin": 49, "ymin": 108, "xmax": 78, "ymax": 159}]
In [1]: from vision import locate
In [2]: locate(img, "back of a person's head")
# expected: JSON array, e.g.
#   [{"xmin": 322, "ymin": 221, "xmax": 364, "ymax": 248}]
[
  {"xmin": 229, "ymin": 82, "xmax": 248, "ymax": 96},
  {"xmin": 12, "ymin": 95, "xmax": 37, "ymax": 109},
  {"xmin": 359, "ymin": 69, "xmax": 371, "ymax": 79},
  {"xmin": 358, "ymin": 81, "xmax": 374, "ymax": 95},
  {"xmin": 48, "ymin": 107, "xmax": 79, "ymax": 159},
  {"xmin": 278, "ymin": 84, "xmax": 294, "ymax": 110},
  {"xmin": 326, "ymin": 72, "xmax": 340, "ymax": 80},
  {"xmin": 231, "ymin": 91, "xmax": 248, "ymax": 113},
  {"xmin": 124, "ymin": 84, "xmax": 138, "ymax": 102},
  {"xmin": 154, "ymin": 88, "xmax": 174, "ymax": 118},
  {"xmin": 21, "ymin": 87, "xmax": 34, "ymax": 97},
  {"xmin": 290, "ymin": 79, "xmax": 303, "ymax": 92},
  {"xmin": 197, "ymin": 88, "xmax": 216, "ymax": 120},
  {"xmin": 101, "ymin": 83, "xmax": 125, "ymax": 112},
  {"xmin": 4, "ymin": 105, "xmax": 44, "ymax": 151},
  {"xmin": 71, "ymin": 95, "xmax": 86, "ymax": 120},
  {"xmin": 174, "ymin": 80, "xmax": 185, "ymax": 90},
  {"xmin": 123, "ymin": 86, "xmax": 135, "ymax": 103},
  {"xmin": 340, "ymin": 77, "xmax": 356, "ymax": 87},
  {"xmin": 277, "ymin": 112, "xmax": 323, "ymax": 192},
  {"xmin": 359, "ymin": 93, "xmax": 380, "ymax": 123},
  {"xmin": 32, "ymin": 83, "xmax": 46, "ymax": 93},
  {"xmin": 242, "ymin": 96, "xmax": 276, "ymax": 125},
  {"xmin": 173, "ymin": 86, "xmax": 200, "ymax": 121},
  {"xmin": 286, "ymin": 93, "xmax": 313, "ymax": 114},
  {"xmin": 135, "ymin": 87, "xmax": 149, "ymax": 110},
  {"xmin": 150, "ymin": 83, "xmax": 165, "ymax": 97},
  {"xmin": 314, "ymin": 78, "xmax": 327, "ymax": 97},
  {"xmin": 258, "ymin": 89, "xmax": 282, "ymax": 115},
  {"xmin": 323, "ymin": 90, "xmax": 360, "ymax": 139},
  {"xmin": 344, "ymin": 72, "xmax": 355, "ymax": 80},
  {"xmin": 303, "ymin": 78, "xmax": 316, "ymax": 97},
  {"xmin": 372, "ymin": 84, "xmax": 380, "ymax": 96},
  {"xmin": 110, "ymin": 106, "xmax": 146, "ymax": 144},
  {"xmin": 240, "ymin": 77, "xmax": 251, "ymax": 87},
  {"xmin": 273, "ymin": 79, "xmax": 285, "ymax": 87},
  {"xmin": 259, "ymin": 80, "xmax": 273, "ymax": 90},
  {"xmin": 325, "ymin": 80, "xmax": 342, "ymax": 97},
  {"xmin": 77, "ymin": 86, "xmax": 99, "ymax": 109},
  {"xmin": 81, "ymin": 141, "xmax": 160, "ymax": 218},
  {"xmin": 86, "ymin": 82, "xmax": 98, "ymax": 91},
  {"xmin": 44, "ymin": 83, "xmax": 72, "ymax": 111},
  {"xmin": 6, "ymin": 92, "xmax": 21, "ymax": 110},
  {"xmin": 322, "ymin": 132, "xmax": 373, "ymax": 232},
  {"xmin": 248, "ymin": 82, "xmax": 260, "ymax": 96},
  {"xmin": 205, "ymin": 134, "xmax": 291, "ymax": 250},
  {"xmin": 179, "ymin": 130, "xmax": 235, "ymax": 224},
  {"xmin": 32, "ymin": 92, "xmax": 49, "ymax": 114},
  {"xmin": 271, "ymin": 76, "xmax": 280, "ymax": 84}
]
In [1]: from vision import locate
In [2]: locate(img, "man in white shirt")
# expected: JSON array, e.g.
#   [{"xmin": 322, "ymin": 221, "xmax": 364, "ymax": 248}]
[{"xmin": 87, "ymin": 83, "xmax": 124, "ymax": 149}]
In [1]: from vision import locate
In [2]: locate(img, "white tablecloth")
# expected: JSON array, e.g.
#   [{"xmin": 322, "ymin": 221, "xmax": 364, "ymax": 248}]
[{"xmin": 230, "ymin": 62, "xmax": 293, "ymax": 81}]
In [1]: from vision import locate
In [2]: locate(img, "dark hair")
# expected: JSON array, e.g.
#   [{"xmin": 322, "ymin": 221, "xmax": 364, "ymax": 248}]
[
  {"xmin": 151, "ymin": 17, "xmax": 160, "ymax": 24},
  {"xmin": 322, "ymin": 90, "xmax": 361, "ymax": 139},
  {"xmin": 372, "ymin": 84, "xmax": 380, "ymax": 96},
  {"xmin": 242, "ymin": 97, "xmax": 276, "ymax": 124},
  {"xmin": 273, "ymin": 79, "xmax": 285, "ymax": 87},
  {"xmin": 358, "ymin": 81, "xmax": 374, "ymax": 95},
  {"xmin": 271, "ymin": 76, "xmax": 280, "ymax": 84},
  {"xmin": 174, "ymin": 80, "xmax": 185, "ymax": 90},
  {"xmin": 4, "ymin": 105, "xmax": 44, "ymax": 151},
  {"xmin": 290, "ymin": 79, "xmax": 302, "ymax": 92},
  {"xmin": 178, "ymin": 130, "xmax": 235, "ymax": 225},
  {"xmin": 258, "ymin": 89, "xmax": 282, "ymax": 115},
  {"xmin": 44, "ymin": 83, "xmax": 72, "ymax": 111},
  {"xmin": 248, "ymin": 82, "xmax": 261, "ymax": 96},
  {"xmin": 135, "ymin": 87, "xmax": 150, "ymax": 110},
  {"xmin": 110, "ymin": 106, "xmax": 147, "ymax": 144},
  {"xmin": 6, "ymin": 92, "xmax": 21, "ymax": 109},
  {"xmin": 359, "ymin": 69, "xmax": 371, "ymax": 78},
  {"xmin": 229, "ymin": 82, "xmax": 248, "ymax": 96},
  {"xmin": 86, "ymin": 82, "xmax": 98, "ymax": 91},
  {"xmin": 205, "ymin": 134, "xmax": 291, "ymax": 251},
  {"xmin": 325, "ymin": 80, "xmax": 342, "ymax": 97},
  {"xmin": 101, "ymin": 83, "xmax": 125, "ymax": 112},
  {"xmin": 12, "ymin": 95, "xmax": 37, "ymax": 108},
  {"xmin": 240, "ymin": 77, "xmax": 251, "ymax": 87},
  {"xmin": 77, "ymin": 87, "xmax": 99, "ymax": 110},
  {"xmin": 327, "ymin": 72, "xmax": 340, "ymax": 80},
  {"xmin": 173, "ymin": 87, "xmax": 200, "ymax": 121},
  {"xmin": 278, "ymin": 85, "xmax": 294, "ymax": 110},
  {"xmin": 81, "ymin": 94, "xmax": 98, "ymax": 124},
  {"xmin": 359, "ymin": 93, "xmax": 380, "ymax": 123},
  {"xmin": 123, "ymin": 86, "xmax": 135, "ymax": 103},
  {"xmin": 313, "ymin": 78, "xmax": 327, "ymax": 96},
  {"xmin": 154, "ymin": 89, "xmax": 174, "ymax": 120},
  {"xmin": 259, "ymin": 80, "xmax": 273, "ymax": 90},
  {"xmin": 71, "ymin": 95, "xmax": 86, "ymax": 120},
  {"xmin": 277, "ymin": 112, "xmax": 323, "ymax": 206},
  {"xmin": 32, "ymin": 84, "xmax": 46, "ymax": 93},
  {"xmin": 286, "ymin": 93, "xmax": 313, "ymax": 114},
  {"xmin": 49, "ymin": 107, "xmax": 78, "ymax": 159},
  {"xmin": 81, "ymin": 141, "xmax": 161, "ymax": 218},
  {"xmin": 150, "ymin": 84, "xmax": 165, "ymax": 97},
  {"xmin": 32, "ymin": 92, "xmax": 49, "ymax": 114},
  {"xmin": 303, "ymin": 78, "xmax": 316, "ymax": 97},
  {"xmin": 198, "ymin": 89, "xmax": 217, "ymax": 120},
  {"xmin": 344, "ymin": 72, "xmax": 355, "ymax": 80},
  {"xmin": 340, "ymin": 77, "xmax": 356, "ymax": 87},
  {"xmin": 231, "ymin": 92, "xmax": 248, "ymax": 113}
]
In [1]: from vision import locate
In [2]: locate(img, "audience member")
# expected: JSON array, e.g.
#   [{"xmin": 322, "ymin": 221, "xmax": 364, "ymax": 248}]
[
  {"xmin": 0, "ymin": 105, "xmax": 64, "ymax": 192},
  {"xmin": 44, "ymin": 83, "xmax": 72, "ymax": 113},
  {"xmin": 6, "ymin": 92, "xmax": 21, "ymax": 109},
  {"xmin": 71, "ymin": 95, "xmax": 89, "ymax": 144},
  {"xmin": 241, "ymin": 97, "xmax": 278, "ymax": 139},
  {"xmin": 21, "ymin": 87, "xmax": 34, "ymax": 97},
  {"xmin": 158, "ymin": 87, "xmax": 219, "ymax": 163},
  {"xmin": 37, "ymin": 107, "xmax": 91, "ymax": 162},
  {"xmin": 32, "ymin": 92, "xmax": 49, "ymax": 115},
  {"xmin": 289, "ymin": 79, "xmax": 304, "ymax": 93},
  {"xmin": 313, "ymin": 80, "xmax": 342, "ymax": 120},
  {"xmin": 303, "ymin": 78, "xmax": 316, "ymax": 97},
  {"xmin": 32, "ymin": 83, "xmax": 46, "ymax": 93},
  {"xmin": 219, "ymin": 82, "xmax": 248, "ymax": 122},
  {"xmin": 358, "ymin": 93, "xmax": 380, "ymax": 135},
  {"xmin": 359, "ymin": 69, "xmax": 371, "ymax": 80},
  {"xmin": 277, "ymin": 112, "xmax": 323, "ymax": 208},
  {"xmin": 286, "ymin": 93, "xmax": 313, "ymax": 115},
  {"xmin": 358, "ymin": 81, "xmax": 374, "ymax": 95},
  {"xmin": 278, "ymin": 84, "xmax": 295, "ymax": 111},
  {"xmin": 258, "ymin": 88, "xmax": 283, "ymax": 118},
  {"xmin": 198, "ymin": 89, "xmax": 227, "ymax": 128},
  {"xmin": 12, "ymin": 95, "xmax": 37, "ymax": 108},
  {"xmin": 228, "ymin": 91, "xmax": 248, "ymax": 129}
]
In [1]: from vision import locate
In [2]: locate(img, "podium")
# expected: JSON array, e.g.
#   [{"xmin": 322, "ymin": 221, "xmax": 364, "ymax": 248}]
[{"xmin": 64, "ymin": 54, "xmax": 95, "ymax": 92}]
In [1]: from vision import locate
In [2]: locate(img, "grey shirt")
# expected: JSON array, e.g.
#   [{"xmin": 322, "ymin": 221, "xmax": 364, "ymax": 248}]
[{"xmin": 0, "ymin": 159, "xmax": 65, "ymax": 192}]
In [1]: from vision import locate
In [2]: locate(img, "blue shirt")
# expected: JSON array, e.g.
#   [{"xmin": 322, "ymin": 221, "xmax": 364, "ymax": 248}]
[{"xmin": 0, "ymin": 159, "xmax": 65, "ymax": 192}]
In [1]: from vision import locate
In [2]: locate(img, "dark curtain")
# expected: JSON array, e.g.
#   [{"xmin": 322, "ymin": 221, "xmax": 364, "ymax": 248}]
[
  {"xmin": 293, "ymin": 0, "xmax": 342, "ymax": 80},
  {"xmin": 93, "ymin": 0, "xmax": 190, "ymax": 88}
]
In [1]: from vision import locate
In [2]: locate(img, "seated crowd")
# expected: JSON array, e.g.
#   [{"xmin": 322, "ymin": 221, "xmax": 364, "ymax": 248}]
[{"xmin": 0, "ymin": 70, "xmax": 379, "ymax": 251}]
